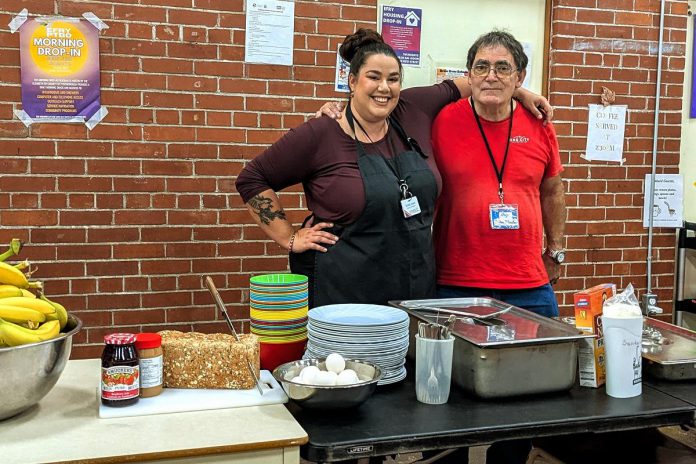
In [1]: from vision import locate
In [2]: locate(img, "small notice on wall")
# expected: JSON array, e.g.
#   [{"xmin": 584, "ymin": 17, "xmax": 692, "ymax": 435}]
[
  {"xmin": 335, "ymin": 44, "xmax": 350, "ymax": 93},
  {"xmin": 584, "ymin": 104, "xmax": 627, "ymax": 163},
  {"xmin": 435, "ymin": 67, "xmax": 467, "ymax": 84},
  {"xmin": 643, "ymin": 174, "xmax": 684, "ymax": 228},
  {"xmin": 14, "ymin": 12, "xmax": 108, "ymax": 128},
  {"xmin": 380, "ymin": 6, "xmax": 422, "ymax": 67},
  {"xmin": 244, "ymin": 0, "xmax": 295, "ymax": 66}
]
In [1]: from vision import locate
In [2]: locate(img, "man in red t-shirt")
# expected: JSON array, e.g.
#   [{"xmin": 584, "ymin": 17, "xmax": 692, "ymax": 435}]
[{"xmin": 432, "ymin": 31, "xmax": 566, "ymax": 319}]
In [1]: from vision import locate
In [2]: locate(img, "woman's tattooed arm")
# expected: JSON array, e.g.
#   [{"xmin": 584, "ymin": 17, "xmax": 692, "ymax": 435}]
[{"xmin": 248, "ymin": 193, "xmax": 287, "ymax": 225}]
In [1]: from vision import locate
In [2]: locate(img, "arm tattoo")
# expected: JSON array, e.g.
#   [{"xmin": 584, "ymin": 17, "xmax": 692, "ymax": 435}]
[{"xmin": 248, "ymin": 194, "xmax": 287, "ymax": 225}]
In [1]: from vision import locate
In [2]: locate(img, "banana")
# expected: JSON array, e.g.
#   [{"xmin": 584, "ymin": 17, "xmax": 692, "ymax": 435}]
[
  {"xmin": 20, "ymin": 289, "xmax": 36, "ymax": 299},
  {"xmin": 39, "ymin": 293, "xmax": 68, "ymax": 329},
  {"xmin": 0, "ymin": 239, "xmax": 22, "ymax": 262},
  {"xmin": 0, "ymin": 305, "xmax": 45, "ymax": 325},
  {"xmin": 0, "ymin": 285, "xmax": 22, "ymax": 299},
  {"xmin": 0, "ymin": 318, "xmax": 60, "ymax": 347},
  {"xmin": 0, "ymin": 296, "xmax": 56, "ymax": 315},
  {"xmin": 0, "ymin": 261, "xmax": 29, "ymax": 288}
]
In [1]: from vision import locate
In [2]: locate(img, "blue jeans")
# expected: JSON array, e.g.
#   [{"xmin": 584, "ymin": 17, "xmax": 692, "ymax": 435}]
[{"xmin": 436, "ymin": 283, "xmax": 559, "ymax": 318}]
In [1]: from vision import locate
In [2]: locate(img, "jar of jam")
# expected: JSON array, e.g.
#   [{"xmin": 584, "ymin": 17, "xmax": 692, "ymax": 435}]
[
  {"xmin": 101, "ymin": 333, "xmax": 140, "ymax": 407},
  {"xmin": 135, "ymin": 333, "xmax": 163, "ymax": 398}
]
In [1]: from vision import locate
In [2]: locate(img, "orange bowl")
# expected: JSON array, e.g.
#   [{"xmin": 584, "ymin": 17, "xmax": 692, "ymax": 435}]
[{"xmin": 260, "ymin": 339, "xmax": 307, "ymax": 371}]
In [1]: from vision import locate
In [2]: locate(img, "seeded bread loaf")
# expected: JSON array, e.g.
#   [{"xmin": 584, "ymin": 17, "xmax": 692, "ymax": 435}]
[{"xmin": 158, "ymin": 330, "xmax": 260, "ymax": 389}]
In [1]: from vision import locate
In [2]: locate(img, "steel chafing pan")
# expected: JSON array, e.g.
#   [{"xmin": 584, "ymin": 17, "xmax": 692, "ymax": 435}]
[
  {"xmin": 390, "ymin": 298, "xmax": 593, "ymax": 399},
  {"xmin": 642, "ymin": 317, "xmax": 696, "ymax": 381}
]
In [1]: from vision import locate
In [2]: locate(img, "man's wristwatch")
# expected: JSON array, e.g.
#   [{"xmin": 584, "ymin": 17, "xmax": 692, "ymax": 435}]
[{"xmin": 544, "ymin": 248, "xmax": 566, "ymax": 264}]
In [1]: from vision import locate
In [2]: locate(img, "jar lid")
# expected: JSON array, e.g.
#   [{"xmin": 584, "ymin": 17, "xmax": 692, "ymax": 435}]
[
  {"xmin": 104, "ymin": 333, "xmax": 136, "ymax": 345},
  {"xmin": 135, "ymin": 332, "xmax": 162, "ymax": 349}
]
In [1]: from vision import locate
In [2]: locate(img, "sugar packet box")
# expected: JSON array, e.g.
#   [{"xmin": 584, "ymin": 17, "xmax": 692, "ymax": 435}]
[{"xmin": 574, "ymin": 283, "xmax": 616, "ymax": 387}]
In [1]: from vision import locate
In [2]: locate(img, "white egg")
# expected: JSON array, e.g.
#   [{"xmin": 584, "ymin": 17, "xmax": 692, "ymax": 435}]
[
  {"xmin": 313, "ymin": 370, "xmax": 338, "ymax": 386},
  {"xmin": 325, "ymin": 353, "xmax": 346, "ymax": 374},
  {"xmin": 299, "ymin": 365, "xmax": 320, "ymax": 384},
  {"xmin": 290, "ymin": 376, "xmax": 304, "ymax": 384},
  {"xmin": 336, "ymin": 369, "xmax": 359, "ymax": 385}
]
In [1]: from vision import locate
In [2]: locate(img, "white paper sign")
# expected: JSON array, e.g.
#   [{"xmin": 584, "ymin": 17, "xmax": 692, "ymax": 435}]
[
  {"xmin": 643, "ymin": 174, "xmax": 684, "ymax": 228},
  {"xmin": 334, "ymin": 43, "xmax": 350, "ymax": 93},
  {"xmin": 584, "ymin": 104, "xmax": 627, "ymax": 162},
  {"xmin": 244, "ymin": 0, "xmax": 295, "ymax": 66},
  {"xmin": 435, "ymin": 67, "xmax": 467, "ymax": 84}
]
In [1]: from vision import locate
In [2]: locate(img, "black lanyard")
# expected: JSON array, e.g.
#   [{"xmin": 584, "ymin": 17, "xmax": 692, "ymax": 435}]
[
  {"xmin": 471, "ymin": 98, "xmax": 514, "ymax": 203},
  {"xmin": 346, "ymin": 103, "xmax": 420, "ymax": 199}
]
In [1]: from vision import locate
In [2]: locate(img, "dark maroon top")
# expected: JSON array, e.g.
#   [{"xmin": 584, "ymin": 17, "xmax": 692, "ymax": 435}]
[{"xmin": 235, "ymin": 81, "xmax": 460, "ymax": 223}]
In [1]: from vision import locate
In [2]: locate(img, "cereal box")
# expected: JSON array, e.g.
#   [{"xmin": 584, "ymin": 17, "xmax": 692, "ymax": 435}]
[
  {"xmin": 574, "ymin": 283, "xmax": 615, "ymax": 388},
  {"xmin": 574, "ymin": 283, "xmax": 616, "ymax": 334}
]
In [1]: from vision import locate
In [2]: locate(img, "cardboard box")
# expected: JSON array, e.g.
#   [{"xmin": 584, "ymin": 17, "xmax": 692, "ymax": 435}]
[
  {"xmin": 578, "ymin": 336, "xmax": 606, "ymax": 387},
  {"xmin": 573, "ymin": 283, "xmax": 616, "ymax": 334},
  {"xmin": 574, "ymin": 283, "xmax": 615, "ymax": 388}
]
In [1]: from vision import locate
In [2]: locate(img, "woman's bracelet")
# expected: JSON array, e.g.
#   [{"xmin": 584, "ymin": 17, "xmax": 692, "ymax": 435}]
[{"xmin": 288, "ymin": 231, "xmax": 297, "ymax": 253}]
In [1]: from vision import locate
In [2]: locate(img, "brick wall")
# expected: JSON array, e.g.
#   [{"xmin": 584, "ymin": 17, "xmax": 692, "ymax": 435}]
[
  {"xmin": 549, "ymin": 0, "xmax": 687, "ymax": 310},
  {"xmin": 0, "ymin": 0, "xmax": 687, "ymax": 358}
]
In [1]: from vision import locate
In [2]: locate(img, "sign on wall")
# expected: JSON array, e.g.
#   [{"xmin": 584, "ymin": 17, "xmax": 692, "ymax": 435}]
[
  {"xmin": 584, "ymin": 104, "xmax": 628, "ymax": 163},
  {"xmin": 11, "ymin": 10, "xmax": 108, "ymax": 129},
  {"xmin": 643, "ymin": 174, "xmax": 684, "ymax": 228},
  {"xmin": 380, "ymin": 5, "xmax": 422, "ymax": 67},
  {"xmin": 244, "ymin": 0, "xmax": 295, "ymax": 66}
]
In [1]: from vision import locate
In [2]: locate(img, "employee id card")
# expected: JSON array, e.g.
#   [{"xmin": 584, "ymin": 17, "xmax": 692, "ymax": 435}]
[
  {"xmin": 401, "ymin": 196, "xmax": 421, "ymax": 218},
  {"xmin": 489, "ymin": 204, "xmax": 519, "ymax": 229}
]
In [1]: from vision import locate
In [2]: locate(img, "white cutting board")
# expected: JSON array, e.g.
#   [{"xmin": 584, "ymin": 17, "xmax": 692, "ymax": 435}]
[{"xmin": 99, "ymin": 370, "xmax": 287, "ymax": 419}]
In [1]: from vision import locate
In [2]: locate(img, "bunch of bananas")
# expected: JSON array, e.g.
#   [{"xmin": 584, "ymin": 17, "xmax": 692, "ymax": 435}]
[{"xmin": 0, "ymin": 239, "xmax": 68, "ymax": 347}]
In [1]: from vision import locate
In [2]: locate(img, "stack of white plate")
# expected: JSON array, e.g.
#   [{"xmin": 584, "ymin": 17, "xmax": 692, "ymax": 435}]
[{"xmin": 304, "ymin": 304, "xmax": 409, "ymax": 385}]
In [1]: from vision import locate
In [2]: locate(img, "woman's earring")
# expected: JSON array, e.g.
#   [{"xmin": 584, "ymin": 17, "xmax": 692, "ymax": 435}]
[{"xmin": 349, "ymin": 89, "xmax": 354, "ymax": 98}]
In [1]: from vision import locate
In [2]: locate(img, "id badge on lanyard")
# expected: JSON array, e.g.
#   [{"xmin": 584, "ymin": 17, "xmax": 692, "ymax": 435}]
[
  {"xmin": 489, "ymin": 203, "xmax": 519, "ymax": 229},
  {"xmin": 400, "ymin": 182, "xmax": 421, "ymax": 218}
]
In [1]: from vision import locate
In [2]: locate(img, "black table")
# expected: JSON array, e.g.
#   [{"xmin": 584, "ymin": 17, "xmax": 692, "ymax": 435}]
[
  {"xmin": 288, "ymin": 372, "xmax": 696, "ymax": 462},
  {"xmin": 645, "ymin": 376, "xmax": 696, "ymax": 406}
]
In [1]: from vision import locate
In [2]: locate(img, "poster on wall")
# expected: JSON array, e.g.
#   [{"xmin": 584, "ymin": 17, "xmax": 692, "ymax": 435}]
[
  {"xmin": 12, "ymin": 11, "xmax": 109, "ymax": 129},
  {"xmin": 244, "ymin": 0, "xmax": 295, "ymax": 66},
  {"xmin": 380, "ymin": 5, "xmax": 422, "ymax": 67},
  {"xmin": 643, "ymin": 174, "xmax": 684, "ymax": 228},
  {"xmin": 335, "ymin": 44, "xmax": 350, "ymax": 93},
  {"xmin": 584, "ymin": 104, "xmax": 627, "ymax": 163}
]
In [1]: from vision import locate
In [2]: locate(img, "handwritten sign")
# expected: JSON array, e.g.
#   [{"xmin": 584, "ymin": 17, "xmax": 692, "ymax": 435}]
[{"xmin": 584, "ymin": 104, "xmax": 627, "ymax": 162}]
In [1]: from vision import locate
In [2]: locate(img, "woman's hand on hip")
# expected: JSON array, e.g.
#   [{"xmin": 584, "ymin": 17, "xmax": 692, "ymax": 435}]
[{"xmin": 291, "ymin": 222, "xmax": 339, "ymax": 253}]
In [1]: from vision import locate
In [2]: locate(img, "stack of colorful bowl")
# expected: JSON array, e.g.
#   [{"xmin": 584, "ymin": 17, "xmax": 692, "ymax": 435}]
[{"xmin": 249, "ymin": 273, "xmax": 309, "ymax": 370}]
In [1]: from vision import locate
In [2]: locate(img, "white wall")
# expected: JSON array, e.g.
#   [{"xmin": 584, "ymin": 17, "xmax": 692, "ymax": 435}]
[
  {"xmin": 377, "ymin": 0, "xmax": 547, "ymax": 93},
  {"xmin": 680, "ymin": 2, "xmax": 696, "ymax": 222}
]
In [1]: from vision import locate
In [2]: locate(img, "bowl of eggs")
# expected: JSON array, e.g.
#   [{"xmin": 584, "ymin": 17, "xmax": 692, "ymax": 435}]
[{"xmin": 272, "ymin": 353, "xmax": 383, "ymax": 409}]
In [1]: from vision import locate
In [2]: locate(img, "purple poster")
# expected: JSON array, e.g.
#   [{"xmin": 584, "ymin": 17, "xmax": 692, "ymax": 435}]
[
  {"xmin": 19, "ymin": 17, "xmax": 102, "ymax": 125},
  {"xmin": 381, "ymin": 6, "xmax": 422, "ymax": 66}
]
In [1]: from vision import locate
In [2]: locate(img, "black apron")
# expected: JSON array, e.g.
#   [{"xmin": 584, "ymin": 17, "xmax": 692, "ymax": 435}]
[{"xmin": 290, "ymin": 109, "xmax": 438, "ymax": 308}]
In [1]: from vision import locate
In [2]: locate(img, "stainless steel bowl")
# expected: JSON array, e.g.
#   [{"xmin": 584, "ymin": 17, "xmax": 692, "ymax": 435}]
[
  {"xmin": 273, "ymin": 358, "xmax": 383, "ymax": 409},
  {"xmin": 0, "ymin": 314, "xmax": 82, "ymax": 420}
]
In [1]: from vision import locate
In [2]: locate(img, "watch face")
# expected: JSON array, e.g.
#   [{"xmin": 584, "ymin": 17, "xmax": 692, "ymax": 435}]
[{"xmin": 555, "ymin": 251, "xmax": 566, "ymax": 264}]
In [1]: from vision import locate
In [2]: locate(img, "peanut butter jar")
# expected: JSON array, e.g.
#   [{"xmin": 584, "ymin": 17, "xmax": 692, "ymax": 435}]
[{"xmin": 135, "ymin": 333, "xmax": 163, "ymax": 398}]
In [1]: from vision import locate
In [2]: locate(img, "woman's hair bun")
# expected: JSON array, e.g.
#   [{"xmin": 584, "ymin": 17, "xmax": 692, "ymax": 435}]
[{"xmin": 339, "ymin": 28, "xmax": 385, "ymax": 63}]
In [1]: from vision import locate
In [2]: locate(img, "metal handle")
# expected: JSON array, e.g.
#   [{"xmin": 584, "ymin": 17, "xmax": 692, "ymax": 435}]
[{"xmin": 204, "ymin": 276, "xmax": 264, "ymax": 396}]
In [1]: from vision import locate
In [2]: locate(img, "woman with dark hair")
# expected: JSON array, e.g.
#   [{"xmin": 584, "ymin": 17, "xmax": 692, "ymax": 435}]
[{"xmin": 236, "ymin": 29, "xmax": 550, "ymax": 308}]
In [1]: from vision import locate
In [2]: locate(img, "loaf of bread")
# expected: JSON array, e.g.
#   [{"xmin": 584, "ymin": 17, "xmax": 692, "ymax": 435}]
[{"xmin": 158, "ymin": 331, "xmax": 260, "ymax": 389}]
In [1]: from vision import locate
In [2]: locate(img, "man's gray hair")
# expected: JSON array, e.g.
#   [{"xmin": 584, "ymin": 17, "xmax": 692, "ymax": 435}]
[{"xmin": 466, "ymin": 30, "xmax": 528, "ymax": 72}]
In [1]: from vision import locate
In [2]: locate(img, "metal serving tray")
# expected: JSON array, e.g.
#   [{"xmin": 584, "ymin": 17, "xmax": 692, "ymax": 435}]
[
  {"xmin": 390, "ymin": 298, "xmax": 593, "ymax": 398},
  {"xmin": 642, "ymin": 318, "xmax": 696, "ymax": 380}
]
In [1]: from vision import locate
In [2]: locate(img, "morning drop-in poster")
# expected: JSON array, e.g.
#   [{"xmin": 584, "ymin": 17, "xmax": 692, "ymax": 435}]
[{"xmin": 19, "ymin": 16, "xmax": 102, "ymax": 125}]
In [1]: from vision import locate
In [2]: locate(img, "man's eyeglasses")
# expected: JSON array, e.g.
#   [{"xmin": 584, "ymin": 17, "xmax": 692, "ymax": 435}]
[{"xmin": 470, "ymin": 61, "xmax": 517, "ymax": 78}]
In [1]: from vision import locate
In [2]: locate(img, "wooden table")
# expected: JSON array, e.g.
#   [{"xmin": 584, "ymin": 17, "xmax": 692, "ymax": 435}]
[{"xmin": 0, "ymin": 359, "xmax": 308, "ymax": 464}]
